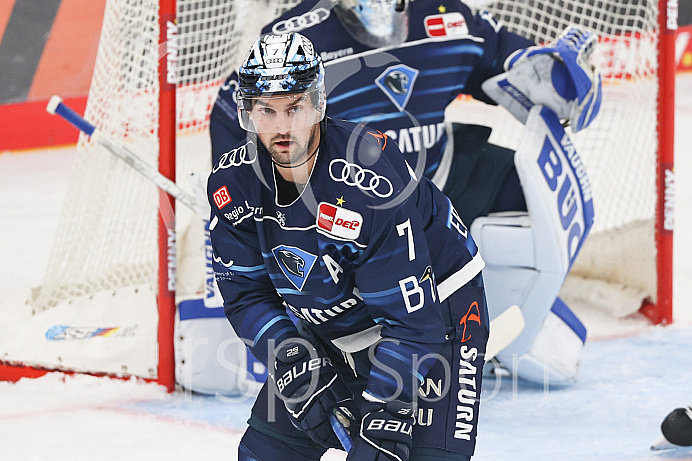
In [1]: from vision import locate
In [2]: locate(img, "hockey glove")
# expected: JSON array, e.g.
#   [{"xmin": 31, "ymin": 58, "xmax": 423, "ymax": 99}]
[
  {"xmin": 272, "ymin": 340, "xmax": 358, "ymax": 449},
  {"xmin": 482, "ymin": 26, "xmax": 602, "ymax": 132},
  {"xmin": 346, "ymin": 400, "xmax": 414, "ymax": 461}
]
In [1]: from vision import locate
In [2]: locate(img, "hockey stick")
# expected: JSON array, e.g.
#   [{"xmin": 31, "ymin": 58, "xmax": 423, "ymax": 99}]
[
  {"xmin": 485, "ymin": 305, "xmax": 524, "ymax": 361},
  {"xmin": 327, "ymin": 307, "xmax": 525, "ymax": 453},
  {"xmin": 46, "ymin": 96, "xmax": 207, "ymax": 217},
  {"xmin": 330, "ymin": 411, "xmax": 353, "ymax": 452}
]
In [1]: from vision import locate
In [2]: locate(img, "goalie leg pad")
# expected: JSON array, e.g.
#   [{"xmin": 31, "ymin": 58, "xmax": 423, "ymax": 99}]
[
  {"xmin": 470, "ymin": 212, "xmax": 565, "ymax": 356},
  {"xmin": 470, "ymin": 106, "xmax": 593, "ymax": 384},
  {"xmin": 497, "ymin": 297, "xmax": 586, "ymax": 386},
  {"xmin": 176, "ymin": 216, "xmax": 271, "ymax": 395},
  {"xmin": 175, "ymin": 298, "xmax": 268, "ymax": 395}
]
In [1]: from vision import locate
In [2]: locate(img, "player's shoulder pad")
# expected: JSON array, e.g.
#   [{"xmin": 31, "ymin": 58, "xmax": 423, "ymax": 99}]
[
  {"xmin": 262, "ymin": 0, "xmax": 330, "ymax": 36},
  {"xmin": 324, "ymin": 118, "xmax": 415, "ymax": 202}
]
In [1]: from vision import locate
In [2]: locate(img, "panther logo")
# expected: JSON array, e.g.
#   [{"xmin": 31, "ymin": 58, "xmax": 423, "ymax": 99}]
[
  {"xmin": 384, "ymin": 70, "xmax": 409, "ymax": 95},
  {"xmin": 277, "ymin": 250, "xmax": 305, "ymax": 277},
  {"xmin": 375, "ymin": 64, "xmax": 419, "ymax": 111}
]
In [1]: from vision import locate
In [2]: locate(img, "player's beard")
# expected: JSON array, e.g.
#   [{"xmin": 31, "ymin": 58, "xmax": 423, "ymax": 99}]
[{"xmin": 265, "ymin": 124, "xmax": 320, "ymax": 168}]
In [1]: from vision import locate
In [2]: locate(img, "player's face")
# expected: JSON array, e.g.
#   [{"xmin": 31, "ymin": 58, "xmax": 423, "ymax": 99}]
[{"xmin": 250, "ymin": 94, "xmax": 321, "ymax": 167}]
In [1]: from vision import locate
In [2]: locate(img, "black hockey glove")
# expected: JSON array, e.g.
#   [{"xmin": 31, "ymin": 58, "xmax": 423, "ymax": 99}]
[
  {"xmin": 346, "ymin": 400, "xmax": 414, "ymax": 461},
  {"xmin": 272, "ymin": 340, "xmax": 358, "ymax": 449}
]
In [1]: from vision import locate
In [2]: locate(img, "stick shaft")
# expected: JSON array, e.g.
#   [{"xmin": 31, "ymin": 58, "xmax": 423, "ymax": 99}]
[{"xmin": 47, "ymin": 96, "xmax": 205, "ymax": 217}]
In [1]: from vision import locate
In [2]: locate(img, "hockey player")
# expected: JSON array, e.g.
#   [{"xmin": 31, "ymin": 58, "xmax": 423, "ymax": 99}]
[
  {"xmin": 209, "ymin": 0, "xmax": 601, "ymax": 385},
  {"xmin": 208, "ymin": 32, "xmax": 489, "ymax": 461}
]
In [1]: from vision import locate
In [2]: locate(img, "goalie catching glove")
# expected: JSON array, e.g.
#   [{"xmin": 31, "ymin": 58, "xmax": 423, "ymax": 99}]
[
  {"xmin": 272, "ymin": 340, "xmax": 358, "ymax": 449},
  {"xmin": 346, "ymin": 399, "xmax": 414, "ymax": 461},
  {"xmin": 482, "ymin": 26, "xmax": 602, "ymax": 132}
]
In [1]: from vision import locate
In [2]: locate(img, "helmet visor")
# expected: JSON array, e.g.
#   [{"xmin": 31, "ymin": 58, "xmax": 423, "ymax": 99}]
[{"xmin": 237, "ymin": 88, "xmax": 326, "ymax": 134}]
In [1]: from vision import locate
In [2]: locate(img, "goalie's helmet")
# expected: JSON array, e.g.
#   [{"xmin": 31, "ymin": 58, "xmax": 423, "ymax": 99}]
[
  {"xmin": 237, "ymin": 33, "xmax": 326, "ymax": 133},
  {"xmin": 337, "ymin": 0, "xmax": 408, "ymax": 47}
]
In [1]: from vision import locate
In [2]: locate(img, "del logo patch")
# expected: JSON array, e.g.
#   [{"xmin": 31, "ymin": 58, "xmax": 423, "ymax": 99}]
[
  {"xmin": 213, "ymin": 186, "xmax": 232, "ymax": 209},
  {"xmin": 375, "ymin": 64, "xmax": 419, "ymax": 111},
  {"xmin": 424, "ymin": 12, "xmax": 469, "ymax": 37},
  {"xmin": 317, "ymin": 202, "xmax": 363, "ymax": 240},
  {"xmin": 272, "ymin": 245, "xmax": 317, "ymax": 291}
]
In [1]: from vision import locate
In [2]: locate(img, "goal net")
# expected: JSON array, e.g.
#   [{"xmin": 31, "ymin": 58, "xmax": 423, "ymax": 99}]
[
  {"xmin": 449, "ymin": 0, "xmax": 675, "ymax": 326},
  {"xmin": 0, "ymin": 0, "xmax": 675, "ymax": 388}
]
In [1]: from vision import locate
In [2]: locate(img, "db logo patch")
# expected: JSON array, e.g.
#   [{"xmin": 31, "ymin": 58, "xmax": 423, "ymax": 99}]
[
  {"xmin": 424, "ymin": 12, "xmax": 469, "ymax": 37},
  {"xmin": 213, "ymin": 186, "xmax": 232, "ymax": 209},
  {"xmin": 317, "ymin": 202, "xmax": 363, "ymax": 240}
]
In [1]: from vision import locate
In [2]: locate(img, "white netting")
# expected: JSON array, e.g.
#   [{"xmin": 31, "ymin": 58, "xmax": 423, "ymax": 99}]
[
  {"xmin": 451, "ymin": 0, "xmax": 660, "ymax": 309},
  {"xmin": 31, "ymin": 0, "xmax": 301, "ymax": 314}
]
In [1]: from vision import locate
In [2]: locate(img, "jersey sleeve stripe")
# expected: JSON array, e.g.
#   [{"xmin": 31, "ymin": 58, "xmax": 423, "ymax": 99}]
[
  {"xmin": 252, "ymin": 315, "xmax": 292, "ymax": 346},
  {"xmin": 437, "ymin": 252, "xmax": 485, "ymax": 302}
]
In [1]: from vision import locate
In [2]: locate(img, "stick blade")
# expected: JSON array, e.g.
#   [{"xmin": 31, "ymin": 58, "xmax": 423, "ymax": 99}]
[
  {"xmin": 651, "ymin": 435, "xmax": 678, "ymax": 451},
  {"xmin": 485, "ymin": 305, "xmax": 524, "ymax": 361}
]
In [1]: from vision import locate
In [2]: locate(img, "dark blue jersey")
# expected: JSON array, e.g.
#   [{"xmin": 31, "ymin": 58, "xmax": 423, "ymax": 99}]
[
  {"xmin": 210, "ymin": 0, "xmax": 533, "ymax": 179},
  {"xmin": 207, "ymin": 118, "xmax": 484, "ymax": 402}
]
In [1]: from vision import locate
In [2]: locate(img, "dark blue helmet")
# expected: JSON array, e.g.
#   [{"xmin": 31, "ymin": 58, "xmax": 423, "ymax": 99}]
[{"xmin": 237, "ymin": 33, "xmax": 326, "ymax": 132}]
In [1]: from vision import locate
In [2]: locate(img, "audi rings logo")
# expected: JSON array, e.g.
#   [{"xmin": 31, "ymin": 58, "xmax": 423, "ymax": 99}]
[
  {"xmin": 329, "ymin": 159, "xmax": 394, "ymax": 198},
  {"xmin": 213, "ymin": 144, "xmax": 256, "ymax": 172},
  {"xmin": 272, "ymin": 8, "xmax": 330, "ymax": 34}
]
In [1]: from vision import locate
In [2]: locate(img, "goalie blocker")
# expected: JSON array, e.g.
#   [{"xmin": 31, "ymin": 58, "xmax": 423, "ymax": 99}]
[{"xmin": 472, "ymin": 105, "xmax": 593, "ymax": 385}]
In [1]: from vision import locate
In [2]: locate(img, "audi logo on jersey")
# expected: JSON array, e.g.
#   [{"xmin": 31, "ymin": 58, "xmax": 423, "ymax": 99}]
[
  {"xmin": 329, "ymin": 159, "xmax": 394, "ymax": 198},
  {"xmin": 272, "ymin": 8, "xmax": 330, "ymax": 34},
  {"xmin": 213, "ymin": 143, "xmax": 256, "ymax": 172}
]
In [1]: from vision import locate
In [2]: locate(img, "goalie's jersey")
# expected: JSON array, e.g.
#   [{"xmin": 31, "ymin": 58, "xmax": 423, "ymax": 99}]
[
  {"xmin": 210, "ymin": 0, "xmax": 533, "ymax": 178},
  {"xmin": 207, "ymin": 118, "xmax": 484, "ymax": 402}
]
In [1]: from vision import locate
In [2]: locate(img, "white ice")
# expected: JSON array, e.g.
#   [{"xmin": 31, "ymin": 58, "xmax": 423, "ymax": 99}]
[{"xmin": 1, "ymin": 75, "xmax": 692, "ymax": 460}]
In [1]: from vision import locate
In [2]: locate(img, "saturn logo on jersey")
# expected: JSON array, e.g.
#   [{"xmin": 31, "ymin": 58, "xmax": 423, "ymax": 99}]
[
  {"xmin": 375, "ymin": 64, "xmax": 419, "ymax": 111},
  {"xmin": 317, "ymin": 202, "xmax": 363, "ymax": 240},
  {"xmin": 459, "ymin": 301, "xmax": 481, "ymax": 342},
  {"xmin": 272, "ymin": 245, "xmax": 318, "ymax": 291}
]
